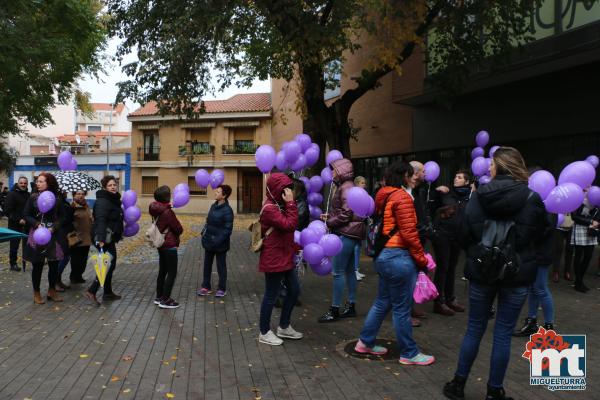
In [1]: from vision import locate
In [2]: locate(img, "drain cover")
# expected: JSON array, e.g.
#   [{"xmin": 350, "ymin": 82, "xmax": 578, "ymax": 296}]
[{"xmin": 338, "ymin": 338, "xmax": 400, "ymax": 361}]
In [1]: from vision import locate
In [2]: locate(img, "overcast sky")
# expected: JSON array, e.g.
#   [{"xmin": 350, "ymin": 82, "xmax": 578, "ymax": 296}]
[{"xmin": 79, "ymin": 38, "xmax": 271, "ymax": 111}]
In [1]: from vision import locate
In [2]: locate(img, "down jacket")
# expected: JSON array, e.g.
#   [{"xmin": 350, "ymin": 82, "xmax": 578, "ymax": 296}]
[
  {"xmin": 201, "ymin": 200, "xmax": 234, "ymax": 252},
  {"xmin": 149, "ymin": 201, "xmax": 184, "ymax": 249},
  {"xmin": 462, "ymin": 175, "xmax": 547, "ymax": 287},
  {"xmin": 377, "ymin": 186, "xmax": 428, "ymax": 268},
  {"xmin": 326, "ymin": 158, "xmax": 365, "ymax": 240},
  {"xmin": 92, "ymin": 190, "xmax": 124, "ymax": 244},
  {"xmin": 258, "ymin": 173, "xmax": 298, "ymax": 273}
]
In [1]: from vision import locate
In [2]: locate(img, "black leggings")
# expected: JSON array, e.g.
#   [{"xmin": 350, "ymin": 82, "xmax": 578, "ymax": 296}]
[
  {"xmin": 32, "ymin": 260, "xmax": 59, "ymax": 292},
  {"xmin": 573, "ymin": 245, "xmax": 594, "ymax": 286},
  {"xmin": 432, "ymin": 236, "xmax": 461, "ymax": 302},
  {"xmin": 157, "ymin": 248, "xmax": 178, "ymax": 298}
]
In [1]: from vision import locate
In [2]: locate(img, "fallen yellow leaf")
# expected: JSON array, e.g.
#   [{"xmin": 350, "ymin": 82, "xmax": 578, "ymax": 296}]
[
  {"xmin": 171, "ymin": 355, "xmax": 177, "ymax": 360},
  {"xmin": 111, "ymin": 376, "xmax": 120, "ymax": 382},
  {"xmin": 80, "ymin": 354, "xmax": 89, "ymax": 358},
  {"xmin": 166, "ymin": 393, "xmax": 175, "ymax": 399},
  {"xmin": 123, "ymin": 388, "xmax": 131, "ymax": 393}
]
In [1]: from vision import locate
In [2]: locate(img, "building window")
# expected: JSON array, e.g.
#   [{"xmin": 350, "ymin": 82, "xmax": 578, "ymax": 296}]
[
  {"xmin": 188, "ymin": 176, "xmax": 207, "ymax": 195},
  {"xmin": 140, "ymin": 132, "xmax": 160, "ymax": 161},
  {"xmin": 87, "ymin": 125, "xmax": 102, "ymax": 132},
  {"xmin": 142, "ymin": 176, "xmax": 158, "ymax": 194}
]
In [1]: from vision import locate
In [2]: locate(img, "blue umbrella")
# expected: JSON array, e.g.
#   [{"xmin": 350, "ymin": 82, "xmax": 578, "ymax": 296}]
[{"xmin": 0, "ymin": 227, "xmax": 28, "ymax": 243}]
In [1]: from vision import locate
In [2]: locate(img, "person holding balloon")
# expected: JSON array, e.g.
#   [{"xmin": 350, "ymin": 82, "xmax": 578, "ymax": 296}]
[
  {"xmin": 318, "ymin": 158, "xmax": 366, "ymax": 323},
  {"xmin": 570, "ymin": 193, "xmax": 599, "ymax": 293},
  {"xmin": 84, "ymin": 175, "xmax": 125, "ymax": 305},
  {"xmin": 23, "ymin": 172, "xmax": 65, "ymax": 304}
]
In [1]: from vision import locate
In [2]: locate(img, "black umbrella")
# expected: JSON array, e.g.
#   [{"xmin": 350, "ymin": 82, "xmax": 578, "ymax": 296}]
[{"xmin": 54, "ymin": 171, "xmax": 102, "ymax": 192}]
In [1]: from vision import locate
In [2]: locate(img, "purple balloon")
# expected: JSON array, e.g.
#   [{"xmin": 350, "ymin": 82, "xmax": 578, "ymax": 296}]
[
  {"xmin": 585, "ymin": 155, "xmax": 599, "ymax": 168},
  {"xmin": 366, "ymin": 196, "xmax": 375, "ymax": 216},
  {"xmin": 295, "ymin": 133, "xmax": 312, "ymax": 152},
  {"xmin": 475, "ymin": 130, "xmax": 489, "ymax": 147},
  {"xmin": 305, "ymin": 144, "xmax": 320, "ymax": 167},
  {"xmin": 326, "ymin": 150, "xmax": 343, "ymax": 166},
  {"xmin": 346, "ymin": 187, "xmax": 371, "ymax": 217},
  {"xmin": 321, "ymin": 167, "xmax": 333, "ymax": 184},
  {"xmin": 557, "ymin": 213, "xmax": 565, "ymax": 228},
  {"xmin": 588, "ymin": 186, "xmax": 600, "ymax": 207},
  {"xmin": 284, "ymin": 141, "xmax": 302, "ymax": 164},
  {"xmin": 311, "ymin": 257, "xmax": 333, "ymax": 276},
  {"xmin": 173, "ymin": 190, "xmax": 190, "ymax": 208},
  {"xmin": 558, "ymin": 161, "xmax": 596, "ymax": 189},
  {"xmin": 37, "ymin": 191, "xmax": 56, "ymax": 213},
  {"xmin": 33, "ymin": 226, "xmax": 51, "ymax": 245},
  {"xmin": 479, "ymin": 175, "xmax": 492, "ymax": 185},
  {"xmin": 308, "ymin": 192, "xmax": 323, "ymax": 207},
  {"xmin": 489, "ymin": 145, "xmax": 500, "ymax": 157},
  {"xmin": 300, "ymin": 228, "xmax": 321, "ymax": 247},
  {"xmin": 471, "ymin": 147, "xmax": 485, "ymax": 160},
  {"xmin": 123, "ymin": 222, "xmax": 140, "ymax": 237},
  {"xmin": 124, "ymin": 206, "xmax": 141, "ymax": 223},
  {"xmin": 544, "ymin": 183, "xmax": 585, "ymax": 214},
  {"xmin": 209, "ymin": 169, "xmax": 225, "ymax": 189},
  {"xmin": 69, "ymin": 158, "xmax": 78, "ymax": 171},
  {"xmin": 299, "ymin": 176, "xmax": 311, "ymax": 193},
  {"xmin": 303, "ymin": 243, "xmax": 324, "ymax": 265},
  {"xmin": 195, "ymin": 169, "xmax": 210, "ymax": 188},
  {"xmin": 275, "ymin": 150, "xmax": 288, "ymax": 171},
  {"xmin": 309, "ymin": 176, "xmax": 323, "ymax": 193},
  {"xmin": 424, "ymin": 161, "xmax": 440, "ymax": 183},
  {"xmin": 255, "ymin": 145, "xmax": 276, "ymax": 173},
  {"xmin": 309, "ymin": 205, "xmax": 322, "ymax": 220},
  {"xmin": 471, "ymin": 156, "xmax": 488, "ymax": 177},
  {"xmin": 57, "ymin": 151, "xmax": 73, "ymax": 171},
  {"xmin": 122, "ymin": 190, "xmax": 137, "ymax": 208},
  {"xmin": 308, "ymin": 220, "xmax": 327, "ymax": 236},
  {"xmin": 319, "ymin": 234, "xmax": 343, "ymax": 257},
  {"xmin": 294, "ymin": 230, "xmax": 301, "ymax": 246},
  {"xmin": 291, "ymin": 154, "xmax": 306, "ymax": 172},
  {"xmin": 528, "ymin": 170, "xmax": 556, "ymax": 200},
  {"xmin": 174, "ymin": 183, "xmax": 189, "ymax": 194}
]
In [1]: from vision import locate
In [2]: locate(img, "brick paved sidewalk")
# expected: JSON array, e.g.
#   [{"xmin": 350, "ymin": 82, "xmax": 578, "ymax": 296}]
[{"xmin": 0, "ymin": 232, "xmax": 596, "ymax": 399}]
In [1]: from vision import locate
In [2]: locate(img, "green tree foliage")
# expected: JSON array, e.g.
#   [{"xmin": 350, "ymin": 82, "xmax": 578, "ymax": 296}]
[
  {"xmin": 108, "ymin": 0, "xmax": 536, "ymax": 159},
  {"xmin": 0, "ymin": 0, "xmax": 106, "ymax": 171}
]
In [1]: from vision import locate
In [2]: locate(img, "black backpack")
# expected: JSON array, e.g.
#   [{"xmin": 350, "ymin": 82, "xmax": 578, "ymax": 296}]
[
  {"xmin": 474, "ymin": 219, "xmax": 521, "ymax": 284},
  {"xmin": 366, "ymin": 190, "xmax": 399, "ymax": 258}
]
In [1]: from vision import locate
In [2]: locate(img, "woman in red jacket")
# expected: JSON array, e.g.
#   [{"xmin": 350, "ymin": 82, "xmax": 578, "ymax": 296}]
[
  {"xmin": 149, "ymin": 185, "xmax": 184, "ymax": 309},
  {"xmin": 258, "ymin": 173, "xmax": 301, "ymax": 346},
  {"xmin": 355, "ymin": 161, "xmax": 435, "ymax": 366}
]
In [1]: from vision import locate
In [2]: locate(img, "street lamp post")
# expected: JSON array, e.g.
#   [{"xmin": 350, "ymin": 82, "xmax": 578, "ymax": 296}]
[{"xmin": 106, "ymin": 103, "xmax": 113, "ymax": 173}]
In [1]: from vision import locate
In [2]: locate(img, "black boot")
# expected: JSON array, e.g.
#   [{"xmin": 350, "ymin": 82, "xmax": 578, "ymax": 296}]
[
  {"xmin": 485, "ymin": 385, "xmax": 514, "ymax": 400},
  {"xmin": 339, "ymin": 302, "xmax": 356, "ymax": 318},
  {"xmin": 9, "ymin": 264, "xmax": 20, "ymax": 272},
  {"xmin": 318, "ymin": 306, "xmax": 340, "ymax": 323},
  {"xmin": 443, "ymin": 375, "xmax": 466, "ymax": 400},
  {"xmin": 543, "ymin": 322, "xmax": 554, "ymax": 331},
  {"xmin": 513, "ymin": 317, "xmax": 538, "ymax": 337}
]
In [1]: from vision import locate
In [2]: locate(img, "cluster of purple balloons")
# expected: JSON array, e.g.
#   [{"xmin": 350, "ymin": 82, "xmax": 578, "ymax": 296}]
[
  {"xmin": 294, "ymin": 220, "xmax": 343, "ymax": 276},
  {"xmin": 195, "ymin": 169, "xmax": 224, "ymax": 189},
  {"xmin": 470, "ymin": 130, "xmax": 498, "ymax": 183},
  {"xmin": 122, "ymin": 190, "xmax": 141, "ymax": 237},
  {"xmin": 172, "ymin": 183, "xmax": 191, "ymax": 208},
  {"xmin": 346, "ymin": 187, "xmax": 375, "ymax": 218},
  {"xmin": 57, "ymin": 151, "xmax": 78, "ymax": 171},
  {"xmin": 528, "ymin": 156, "xmax": 599, "ymax": 217},
  {"xmin": 33, "ymin": 191, "xmax": 58, "ymax": 245}
]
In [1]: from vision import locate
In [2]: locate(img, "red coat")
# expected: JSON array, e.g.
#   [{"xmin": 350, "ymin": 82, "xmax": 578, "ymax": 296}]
[
  {"xmin": 149, "ymin": 201, "xmax": 184, "ymax": 249},
  {"xmin": 258, "ymin": 173, "xmax": 298, "ymax": 273}
]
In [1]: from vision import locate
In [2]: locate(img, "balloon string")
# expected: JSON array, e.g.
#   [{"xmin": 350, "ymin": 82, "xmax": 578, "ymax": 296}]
[
  {"xmin": 427, "ymin": 182, "xmax": 431, "ymax": 203},
  {"xmin": 325, "ymin": 182, "xmax": 333, "ymax": 216}
]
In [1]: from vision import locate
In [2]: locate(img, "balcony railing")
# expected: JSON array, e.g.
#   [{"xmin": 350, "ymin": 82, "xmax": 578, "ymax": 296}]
[
  {"xmin": 179, "ymin": 142, "xmax": 214, "ymax": 156},
  {"xmin": 222, "ymin": 144, "xmax": 259, "ymax": 155},
  {"xmin": 137, "ymin": 146, "xmax": 160, "ymax": 161}
]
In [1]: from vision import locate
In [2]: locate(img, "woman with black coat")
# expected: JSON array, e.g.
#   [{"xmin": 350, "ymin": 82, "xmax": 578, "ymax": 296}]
[
  {"xmin": 23, "ymin": 172, "xmax": 64, "ymax": 304},
  {"xmin": 444, "ymin": 147, "xmax": 547, "ymax": 400},
  {"xmin": 198, "ymin": 184, "xmax": 234, "ymax": 297},
  {"xmin": 570, "ymin": 195, "xmax": 599, "ymax": 293},
  {"xmin": 84, "ymin": 175, "xmax": 124, "ymax": 305}
]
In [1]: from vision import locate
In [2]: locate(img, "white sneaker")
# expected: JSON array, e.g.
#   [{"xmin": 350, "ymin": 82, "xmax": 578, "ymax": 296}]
[
  {"xmin": 276, "ymin": 325, "xmax": 303, "ymax": 340},
  {"xmin": 259, "ymin": 330, "xmax": 283, "ymax": 346},
  {"xmin": 356, "ymin": 271, "xmax": 364, "ymax": 281}
]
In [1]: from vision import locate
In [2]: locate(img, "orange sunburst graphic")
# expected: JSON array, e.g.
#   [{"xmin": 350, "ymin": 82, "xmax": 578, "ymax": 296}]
[{"xmin": 522, "ymin": 327, "xmax": 570, "ymax": 371}]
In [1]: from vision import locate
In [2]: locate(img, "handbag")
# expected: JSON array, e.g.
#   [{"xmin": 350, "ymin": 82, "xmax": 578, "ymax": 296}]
[
  {"xmin": 145, "ymin": 214, "xmax": 168, "ymax": 248},
  {"xmin": 413, "ymin": 272, "xmax": 439, "ymax": 304},
  {"xmin": 67, "ymin": 231, "xmax": 82, "ymax": 247}
]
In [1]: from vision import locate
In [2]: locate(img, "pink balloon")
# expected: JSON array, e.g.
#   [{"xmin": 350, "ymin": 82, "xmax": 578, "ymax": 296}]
[
  {"xmin": 124, "ymin": 206, "xmax": 141, "ymax": 223},
  {"xmin": 528, "ymin": 170, "xmax": 556, "ymax": 200},
  {"xmin": 309, "ymin": 176, "xmax": 323, "ymax": 193},
  {"xmin": 303, "ymin": 243, "xmax": 324, "ymax": 264},
  {"xmin": 319, "ymin": 234, "xmax": 343, "ymax": 257},
  {"xmin": 123, "ymin": 222, "xmax": 140, "ymax": 237},
  {"xmin": 346, "ymin": 187, "xmax": 371, "ymax": 217},
  {"xmin": 122, "ymin": 190, "xmax": 137, "ymax": 208},
  {"xmin": 209, "ymin": 169, "xmax": 225, "ymax": 188},
  {"xmin": 558, "ymin": 161, "xmax": 596, "ymax": 189},
  {"xmin": 284, "ymin": 141, "xmax": 302, "ymax": 163},
  {"xmin": 33, "ymin": 226, "xmax": 51, "ymax": 245},
  {"xmin": 471, "ymin": 157, "xmax": 488, "ymax": 177},
  {"xmin": 305, "ymin": 144, "xmax": 320, "ymax": 167},
  {"xmin": 544, "ymin": 183, "xmax": 584, "ymax": 214},
  {"xmin": 310, "ymin": 257, "xmax": 333, "ymax": 276},
  {"xmin": 326, "ymin": 150, "xmax": 343, "ymax": 166},
  {"xmin": 255, "ymin": 145, "xmax": 276, "ymax": 173},
  {"xmin": 37, "ymin": 191, "xmax": 56, "ymax": 213},
  {"xmin": 295, "ymin": 133, "xmax": 312, "ymax": 152},
  {"xmin": 321, "ymin": 167, "xmax": 333, "ymax": 184},
  {"xmin": 424, "ymin": 161, "xmax": 440, "ymax": 183},
  {"xmin": 471, "ymin": 147, "xmax": 484, "ymax": 160},
  {"xmin": 475, "ymin": 130, "xmax": 489, "ymax": 147},
  {"xmin": 195, "ymin": 169, "xmax": 210, "ymax": 188},
  {"xmin": 173, "ymin": 190, "xmax": 190, "ymax": 208},
  {"xmin": 588, "ymin": 186, "xmax": 600, "ymax": 207}
]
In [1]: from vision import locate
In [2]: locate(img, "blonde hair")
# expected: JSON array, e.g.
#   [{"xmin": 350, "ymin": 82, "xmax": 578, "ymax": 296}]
[
  {"xmin": 492, "ymin": 147, "xmax": 529, "ymax": 182},
  {"xmin": 354, "ymin": 176, "xmax": 366, "ymax": 186}
]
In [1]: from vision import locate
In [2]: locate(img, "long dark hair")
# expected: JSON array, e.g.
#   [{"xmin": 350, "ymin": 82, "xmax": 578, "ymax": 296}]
[
  {"xmin": 37, "ymin": 172, "xmax": 60, "ymax": 195},
  {"xmin": 385, "ymin": 161, "xmax": 414, "ymax": 188}
]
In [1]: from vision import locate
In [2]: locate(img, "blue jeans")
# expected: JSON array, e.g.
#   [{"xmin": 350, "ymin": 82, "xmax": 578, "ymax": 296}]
[
  {"xmin": 527, "ymin": 265, "xmax": 554, "ymax": 323},
  {"xmin": 455, "ymin": 282, "xmax": 528, "ymax": 388},
  {"xmin": 354, "ymin": 241, "xmax": 362, "ymax": 272},
  {"xmin": 332, "ymin": 236, "xmax": 359, "ymax": 307},
  {"xmin": 260, "ymin": 269, "xmax": 300, "ymax": 334},
  {"xmin": 359, "ymin": 248, "xmax": 419, "ymax": 359}
]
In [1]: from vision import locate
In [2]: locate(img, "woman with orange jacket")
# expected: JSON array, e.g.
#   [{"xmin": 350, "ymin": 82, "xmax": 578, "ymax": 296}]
[{"xmin": 354, "ymin": 161, "xmax": 435, "ymax": 366}]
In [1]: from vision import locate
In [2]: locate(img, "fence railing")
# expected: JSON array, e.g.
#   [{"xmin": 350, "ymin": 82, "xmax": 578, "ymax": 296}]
[{"xmin": 137, "ymin": 146, "xmax": 160, "ymax": 161}]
